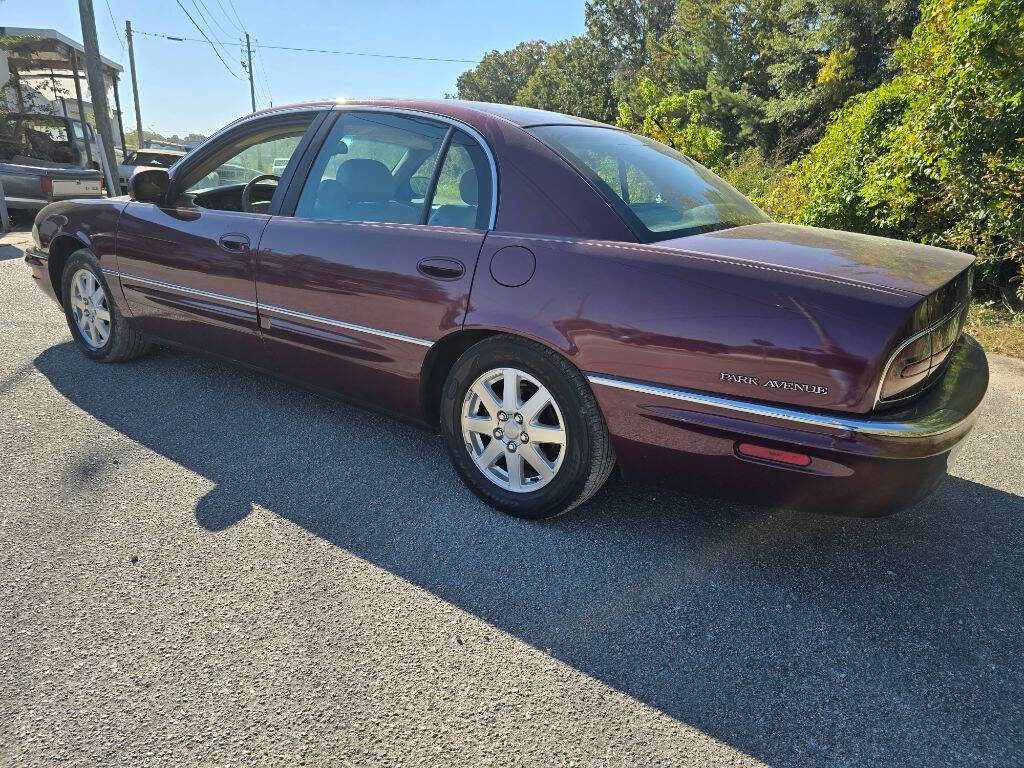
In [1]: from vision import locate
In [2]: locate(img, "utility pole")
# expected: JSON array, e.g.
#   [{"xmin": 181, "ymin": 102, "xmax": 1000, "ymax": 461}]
[
  {"xmin": 126, "ymin": 20, "xmax": 144, "ymax": 147},
  {"xmin": 245, "ymin": 33, "xmax": 256, "ymax": 112},
  {"xmin": 78, "ymin": 0, "xmax": 118, "ymax": 193}
]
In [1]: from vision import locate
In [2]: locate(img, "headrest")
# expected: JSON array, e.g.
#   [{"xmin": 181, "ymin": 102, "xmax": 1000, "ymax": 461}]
[
  {"xmin": 335, "ymin": 159, "xmax": 395, "ymax": 203},
  {"xmin": 459, "ymin": 170, "xmax": 478, "ymax": 205}
]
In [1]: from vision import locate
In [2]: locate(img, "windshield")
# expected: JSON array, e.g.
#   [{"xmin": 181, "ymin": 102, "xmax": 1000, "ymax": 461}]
[{"xmin": 528, "ymin": 125, "xmax": 770, "ymax": 242}]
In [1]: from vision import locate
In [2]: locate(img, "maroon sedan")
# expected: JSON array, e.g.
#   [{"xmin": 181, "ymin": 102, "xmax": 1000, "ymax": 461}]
[{"xmin": 24, "ymin": 99, "xmax": 988, "ymax": 519}]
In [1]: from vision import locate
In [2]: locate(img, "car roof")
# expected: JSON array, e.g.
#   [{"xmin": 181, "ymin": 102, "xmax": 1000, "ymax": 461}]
[{"xmin": 248, "ymin": 98, "xmax": 613, "ymax": 129}]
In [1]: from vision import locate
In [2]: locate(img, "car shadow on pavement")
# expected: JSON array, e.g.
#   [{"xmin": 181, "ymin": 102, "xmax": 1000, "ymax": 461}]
[
  {"xmin": 0, "ymin": 242, "xmax": 28, "ymax": 261},
  {"xmin": 35, "ymin": 342, "xmax": 1024, "ymax": 767}
]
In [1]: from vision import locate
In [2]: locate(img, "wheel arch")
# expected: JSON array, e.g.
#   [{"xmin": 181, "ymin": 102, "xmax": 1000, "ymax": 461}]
[
  {"xmin": 419, "ymin": 326, "xmax": 589, "ymax": 427},
  {"xmin": 47, "ymin": 233, "xmax": 93, "ymax": 306}
]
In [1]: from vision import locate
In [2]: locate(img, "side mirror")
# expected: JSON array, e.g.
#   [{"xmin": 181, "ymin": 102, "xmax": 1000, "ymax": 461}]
[{"xmin": 129, "ymin": 168, "xmax": 170, "ymax": 204}]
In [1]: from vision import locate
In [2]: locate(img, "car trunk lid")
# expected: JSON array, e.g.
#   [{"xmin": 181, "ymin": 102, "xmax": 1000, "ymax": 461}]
[{"xmin": 654, "ymin": 222, "xmax": 974, "ymax": 296}]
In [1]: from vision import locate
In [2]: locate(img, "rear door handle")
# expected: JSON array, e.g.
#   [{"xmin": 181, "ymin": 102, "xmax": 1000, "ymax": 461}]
[
  {"xmin": 219, "ymin": 233, "xmax": 250, "ymax": 252},
  {"xmin": 417, "ymin": 258, "xmax": 465, "ymax": 280}
]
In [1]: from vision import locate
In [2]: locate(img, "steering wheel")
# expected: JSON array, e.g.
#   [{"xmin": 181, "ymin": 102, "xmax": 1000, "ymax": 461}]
[{"xmin": 241, "ymin": 173, "xmax": 280, "ymax": 212}]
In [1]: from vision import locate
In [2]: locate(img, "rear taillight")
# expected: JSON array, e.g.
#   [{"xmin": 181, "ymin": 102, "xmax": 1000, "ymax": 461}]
[
  {"xmin": 40, "ymin": 176, "xmax": 53, "ymax": 198},
  {"xmin": 876, "ymin": 303, "xmax": 968, "ymax": 405}
]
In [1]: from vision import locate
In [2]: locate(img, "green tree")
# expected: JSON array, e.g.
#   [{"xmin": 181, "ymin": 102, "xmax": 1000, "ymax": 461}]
[
  {"xmin": 764, "ymin": 0, "xmax": 1024, "ymax": 298},
  {"xmin": 454, "ymin": 41, "xmax": 549, "ymax": 104},
  {"xmin": 516, "ymin": 36, "xmax": 619, "ymax": 124},
  {"xmin": 616, "ymin": 78, "xmax": 724, "ymax": 165},
  {"xmin": 585, "ymin": 0, "xmax": 676, "ymax": 96}
]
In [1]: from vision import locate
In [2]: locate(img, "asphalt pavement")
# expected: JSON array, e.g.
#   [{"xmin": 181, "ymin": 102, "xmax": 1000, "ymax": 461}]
[{"xmin": 2, "ymin": 229, "xmax": 1023, "ymax": 767}]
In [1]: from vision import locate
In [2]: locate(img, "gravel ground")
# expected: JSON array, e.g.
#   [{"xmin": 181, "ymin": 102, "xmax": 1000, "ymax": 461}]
[{"xmin": 2, "ymin": 230, "xmax": 1023, "ymax": 767}]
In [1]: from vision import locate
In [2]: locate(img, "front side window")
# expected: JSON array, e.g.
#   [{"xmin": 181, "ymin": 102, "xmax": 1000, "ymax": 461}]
[
  {"xmin": 187, "ymin": 131, "xmax": 305, "ymax": 195},
  {"xmin": 528, "ymin": 125, "xmax": 769, "ymax": 242},
  {"xmin": 296, "ymin": 112, "xmax": 449, "ymax": 224}
]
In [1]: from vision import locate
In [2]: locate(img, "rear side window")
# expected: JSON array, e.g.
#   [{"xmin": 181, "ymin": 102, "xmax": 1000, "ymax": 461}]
[
  {"xmin": 528, "ymin": 125, "xmax": 769, "ymax": 242},
  {"xmin": 295, "ymin": 112, "xmax": 448, "ymax": 224},
  {"xmin": 426, "ymin": 131, "xmax": 491, "ymax": 230}
]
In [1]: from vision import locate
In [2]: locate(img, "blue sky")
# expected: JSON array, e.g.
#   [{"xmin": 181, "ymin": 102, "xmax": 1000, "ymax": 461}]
[{"xmin": 3, "ymin": 0, "xmax": 584, "ymax": 136}]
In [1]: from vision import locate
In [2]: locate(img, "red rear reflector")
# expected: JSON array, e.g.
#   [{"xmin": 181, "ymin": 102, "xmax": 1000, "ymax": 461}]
[
  {"xmin": 40, "ymin": 176, "xmax": 53, "ymax": 197},
  {"xmin": 737, "ymin": 443, "xmax": 812, "ymax": 467}
]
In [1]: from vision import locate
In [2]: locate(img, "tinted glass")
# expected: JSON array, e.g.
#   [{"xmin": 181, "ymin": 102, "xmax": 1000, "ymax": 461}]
[
  {"xmin": 427, "ymin": 131, "xmax": 491, "ymax": 229},
  {"xmin": 187, "ymin": 131, "xmax": 305, "ymax": 193},
  {"xmin": 296, "ymin": 112, "xmax": 448, "ymax": 224},
  {"xmin": 528, "ymin": 125, "xmax": 770, "ymax": 242}
]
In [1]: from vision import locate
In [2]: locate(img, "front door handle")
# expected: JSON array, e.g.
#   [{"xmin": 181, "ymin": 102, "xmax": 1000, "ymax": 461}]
[
  {"xmin": 219, "ymin": 233, "xmax": 250, "ymax": 252},
  {"xmin": 417, "ymin": 258, "xmax": 465, "ymax": 280}
]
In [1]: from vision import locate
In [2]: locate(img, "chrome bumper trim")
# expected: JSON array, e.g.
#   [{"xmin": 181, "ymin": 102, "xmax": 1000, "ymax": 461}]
[{"xmin": 587, "ymin": 373, "xmax": 971, "ymax": 438}]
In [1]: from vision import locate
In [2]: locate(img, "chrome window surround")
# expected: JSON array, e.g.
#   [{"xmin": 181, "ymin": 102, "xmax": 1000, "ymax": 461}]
[
  {"xmin": 329, "ymin": 104, "xmax": 499, "ymax": 230},
  {"xmin": 164, "ymin": 103, "xmax": 498, "ymax": 228},
  {"xmin": 588, "ymin": 373, "xmax": 969, "ymax": 438},
  {"xmin": 872, "ymin": 304, "xmax": 967, "ymax": 409}
]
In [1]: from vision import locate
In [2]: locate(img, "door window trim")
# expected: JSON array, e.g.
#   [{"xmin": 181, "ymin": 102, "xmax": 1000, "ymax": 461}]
[
  {"xmin": 166, "ymin": 108, "xmax": 326, "ymax": 214},
  {"xmin": 277, "ymin": 105, "xmax": 499, "ymax": 229}
]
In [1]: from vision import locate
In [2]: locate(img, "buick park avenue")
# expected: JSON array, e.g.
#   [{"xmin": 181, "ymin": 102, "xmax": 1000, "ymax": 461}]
[{"xmin": 24, "ymin": 99, "xmax": 988, "ymax": 519}]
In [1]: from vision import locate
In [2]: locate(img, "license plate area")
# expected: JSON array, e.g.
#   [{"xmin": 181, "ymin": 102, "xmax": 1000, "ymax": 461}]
[{"xmin": 53, "ymin": 179, "xmax": 102, "ymax": 196}]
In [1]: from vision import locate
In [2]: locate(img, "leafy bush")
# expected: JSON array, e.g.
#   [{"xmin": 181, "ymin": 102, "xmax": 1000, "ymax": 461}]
[{"xmin": 764, "ymin": 0, "xmax": 1024, "ymax": 301}]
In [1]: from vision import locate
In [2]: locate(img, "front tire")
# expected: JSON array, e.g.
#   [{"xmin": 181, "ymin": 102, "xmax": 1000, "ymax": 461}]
[
  {"xmin": 440, "ymin": 335, "xmax": 615, "ymax": 519},
  {"xmin": 61, "ymin": 249, "xmax": 149, "ymax": 362}
]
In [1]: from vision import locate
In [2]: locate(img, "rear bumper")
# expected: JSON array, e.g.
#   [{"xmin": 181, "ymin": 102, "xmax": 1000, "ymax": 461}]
[
  {"xmin": 589, "ymin": 334, "xmax": 989, "ymax": 516},
  {"xmin": 4, "ymin": 196, "xmax": 47, "ymax": 211}
]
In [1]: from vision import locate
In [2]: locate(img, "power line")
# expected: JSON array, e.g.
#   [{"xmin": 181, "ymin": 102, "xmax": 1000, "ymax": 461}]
[
  {"xmin": 172, "ymin": 0, "xmax": 243, "ymax": 80},
  {"xmin": 226, "ymin": 0, "xmax": 247, "ymax": 34},
  {"xmin": 132, "ymin": 30, "xmax": 480, "ymax": 64},
  {"xmin": 255, "ymin": 38, "xmax": 273, "ymax": 106},
  {"xmin": 103, "ymin": 0, "xmax": 125, "ymax": 60},
  {"xmin": 213, "ymin": 0, "xmax": 245, "ymax": 35},
  {"xmin": 255, "ymin": 42, "xmax": 478, "ymax": 63},
  {"xmin": 191, "ymin": 0, "xmax": 234, "ymax": 42},
  {"xmin": 189, "ymin": 0, "xmax": 240, "ymax": 69}
]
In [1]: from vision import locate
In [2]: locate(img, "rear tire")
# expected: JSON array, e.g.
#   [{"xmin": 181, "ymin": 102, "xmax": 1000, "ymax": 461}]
[
  {"xmin": 61, "ymin": 249, "xmax": 149, "ymax": 362},
  {"xmin": 440, "ymin": 335, "xmax": 615, "ymax": 519}
]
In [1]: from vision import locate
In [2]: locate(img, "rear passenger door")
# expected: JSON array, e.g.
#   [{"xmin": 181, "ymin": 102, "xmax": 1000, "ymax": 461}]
[{"xmin": 256, "ymin": 110, "xmax": 494, "ymax": 421}]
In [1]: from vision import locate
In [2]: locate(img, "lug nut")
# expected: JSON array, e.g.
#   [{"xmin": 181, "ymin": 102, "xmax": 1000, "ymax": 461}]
[
  {"xmin": 507, "ymin": 442, "xmax": 517, "ymax": 452},
  {"xmin": 520, "ymin": 432, "xmax": 529, "ymax": 443},
  {"xmin": 514, "ymin": 413, "xmax": 524, "ymax": 424},
  {"xmin": 497, "ymin": 411, "xmax": 508, "ymax": 422},
  {"xmin": 493, "ymin": 427, "xmax": 504, "ymax": 439}
]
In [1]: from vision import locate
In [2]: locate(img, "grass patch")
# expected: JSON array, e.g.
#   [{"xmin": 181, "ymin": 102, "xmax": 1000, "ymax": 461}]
[{"xmin": 966, "ymin": 301, "xmax": 1024, "ymax": 359}]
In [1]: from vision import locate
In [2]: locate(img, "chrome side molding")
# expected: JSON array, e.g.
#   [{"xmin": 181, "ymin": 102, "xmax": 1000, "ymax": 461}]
[{"xmin": 109, "ymin": 270, "xmax": 433, "ymax": 348}]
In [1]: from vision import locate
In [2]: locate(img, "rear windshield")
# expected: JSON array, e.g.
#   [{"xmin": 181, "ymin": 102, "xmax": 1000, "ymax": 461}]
[
  {"xmin": 528, "ymin": 125, "xmax": 770, "ymax": 242},
  {"xmin": 0, "ymin": 115, "xmax": 75, "ymax": 164}
]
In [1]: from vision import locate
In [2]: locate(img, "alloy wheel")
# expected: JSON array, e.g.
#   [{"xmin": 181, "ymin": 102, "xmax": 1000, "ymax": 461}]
[
  {"xmin": 460, "ymin": 366, "xmax": 567, "ymax": 493},
  {"xmin": 69, "ymin": 268, "xmax": 111, "ymax": 349}
]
